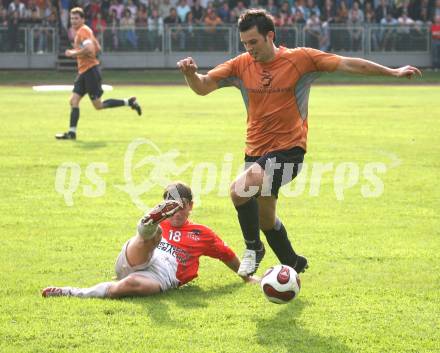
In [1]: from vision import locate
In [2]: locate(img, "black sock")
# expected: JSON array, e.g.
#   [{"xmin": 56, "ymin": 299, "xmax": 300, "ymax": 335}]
[
  {"xmin": 102, "ymin": 99, "xmax": 125, "ymax": 109},
  {"xmin": 263, "ymin": 219, "xmax": 298, "ymax": 267},
  {"xmin": 69, "ymin": 107, "xmax": 79, "ymax": 129},
  {"xmin": 235, "ymin": 198, "xmax": 262, "ymax": 250}
]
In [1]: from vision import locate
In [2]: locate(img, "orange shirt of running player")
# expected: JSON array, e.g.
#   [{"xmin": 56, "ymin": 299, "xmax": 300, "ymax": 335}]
[
  {"xmin": 74, "ymin": 24, "xmax": 101, "ymax": 74},
  {"xmin": 208, "ymin": 47, "xmax": 341, "ymax": 156}
]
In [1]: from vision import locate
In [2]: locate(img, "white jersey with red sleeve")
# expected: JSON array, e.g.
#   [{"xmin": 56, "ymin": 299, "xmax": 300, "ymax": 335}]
[{"xmin": 157, "ymin": 219, "xmax": 236, "ymax": 286}]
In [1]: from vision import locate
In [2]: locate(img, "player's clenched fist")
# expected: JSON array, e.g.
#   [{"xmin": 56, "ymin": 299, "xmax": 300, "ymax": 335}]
[{"xmin": 177, "ymin": 57, "xmax": 198, "ymax": 75}]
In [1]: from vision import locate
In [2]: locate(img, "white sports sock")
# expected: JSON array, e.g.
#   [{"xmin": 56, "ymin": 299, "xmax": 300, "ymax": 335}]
[
  {"xmin": 68, "ymin": 282, "xmax": 113, "ymax": 298},
  {"xmin": 69, "ymin": 127, "xmax": 77, "ymax": 133},
  {"xmin": 124, "ymin": 98, "xmax": 129, "ymax": 106},
  {"xmin": 137, "ymin": 219, "xmax": 160, "ymax": 240}
]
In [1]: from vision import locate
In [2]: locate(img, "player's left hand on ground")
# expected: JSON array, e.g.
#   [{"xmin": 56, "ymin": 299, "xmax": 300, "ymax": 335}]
[
  {"xmin": 242, "ymin": 275, "xmax": 261, "ymax": 284},
  {"xmin": 394, "ymin": 65, "xmax": 422, "ymax": 79}
]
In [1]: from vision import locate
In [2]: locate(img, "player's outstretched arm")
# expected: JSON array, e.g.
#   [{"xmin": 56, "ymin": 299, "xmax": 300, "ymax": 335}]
[
  {"xmin": 223, "ymin": 256, "xmax": 261, "ymax": 284},
  {"xmin": 177, "ymin": 57, "xmax": 218, "ymax": 96},
  {"xmin": 337, "ymin": 57, "xmax": 422, "ymax": 79}
]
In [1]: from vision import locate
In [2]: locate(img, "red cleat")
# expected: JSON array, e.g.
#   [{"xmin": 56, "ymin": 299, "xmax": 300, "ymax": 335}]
[{"xmin": 140, "ymin": 199, "xmax": 183, "ymax": 226}]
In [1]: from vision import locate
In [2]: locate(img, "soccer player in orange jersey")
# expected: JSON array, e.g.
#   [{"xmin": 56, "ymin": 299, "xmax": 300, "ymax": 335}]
[
  {"xmin": 177, "ymin": 9, "xmax": 421, "ymax": 277},
  {"xmin": 55, "ymin": 7, "xmax": 142, "ymax": 140}
]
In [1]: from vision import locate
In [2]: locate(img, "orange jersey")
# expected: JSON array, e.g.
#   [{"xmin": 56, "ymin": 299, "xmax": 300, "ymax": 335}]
[
  {"xmin": 208, "ymin": 47, "xmax": 341, "ymax": 156},
  {"xmin": 74, "ymin": 24, "xmax": 100, "ymax": 74}
]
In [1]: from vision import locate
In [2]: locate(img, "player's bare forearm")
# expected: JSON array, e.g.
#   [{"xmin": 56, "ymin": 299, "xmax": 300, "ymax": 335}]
[
  {"xmin": 337, "ymin": 57, "xmax": 422, "ymax": 79},
  {"xmin": 184, "ymin": 73, "xmax": 217, "ymax": 96},
  {"xmin": 177, "ymin": 56, "xmax": 217, "ymax": 95}
]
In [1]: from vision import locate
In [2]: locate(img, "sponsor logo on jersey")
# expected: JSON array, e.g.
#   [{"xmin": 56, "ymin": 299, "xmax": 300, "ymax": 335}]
[
  {"xmin": 187, "ymin": 229, "xmax": 201, "ymax": 241},
  {"xmin": 157, "ymin": 241, "xmax": 191, "ymax": 265}
]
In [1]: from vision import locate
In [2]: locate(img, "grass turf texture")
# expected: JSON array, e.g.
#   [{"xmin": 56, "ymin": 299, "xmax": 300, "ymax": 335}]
[
  {"xmin": 1, "ymin": 69, "xmax": 440, "ymax": 85},
  {"xmin": 0, "ymin": 85, "xmax": 439, "ymax": 353}
]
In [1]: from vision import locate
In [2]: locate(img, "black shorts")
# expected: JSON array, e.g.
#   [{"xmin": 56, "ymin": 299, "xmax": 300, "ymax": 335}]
[
  {"xmin": 244, "ymin": 146, "xmax": 305, "ymax": 198},
  {"xmin": 73, "ymin": 65, "xmax": 103, "ymax": 100}
]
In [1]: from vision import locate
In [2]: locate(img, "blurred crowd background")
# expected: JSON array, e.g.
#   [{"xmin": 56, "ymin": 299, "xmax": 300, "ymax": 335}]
[{"xmin": 1, "ymin": 0, "xmax": 439, "ymax": 67}]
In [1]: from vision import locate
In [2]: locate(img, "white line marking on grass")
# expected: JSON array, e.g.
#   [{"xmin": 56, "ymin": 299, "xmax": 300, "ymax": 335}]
[{"xmin": 32, "ymin": 84, "xmax": 113, "ymax": 92}]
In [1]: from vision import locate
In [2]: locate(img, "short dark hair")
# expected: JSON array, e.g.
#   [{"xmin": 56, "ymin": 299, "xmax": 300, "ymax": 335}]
[
  {"xmin": 238, "ymin": 9, "xmax": 275, "ymax": 39},
  {"xmin": 70, "ymin": 7, "xmax": 85, "ymax": 18},
  {"xmin": 163, "ymin": 182, "xmax": 193, "ymax": 204}
]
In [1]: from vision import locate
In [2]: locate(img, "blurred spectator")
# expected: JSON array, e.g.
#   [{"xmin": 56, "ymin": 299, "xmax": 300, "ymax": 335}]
[
  {"xmin": 432, "ymin": 15, "xmax": 440, "ymax": 68},
  {"xmin": 147, "ymin": 8, "xmax": 163, "ymax": 50},
  {"xmin": 336, "ymin": 0, "xmax": 349, "ymax": 23},
  {"xmin": 59, "ymin": 0, "xmax": 70, "ymax": 32},
  {"xmin": 278, "ymin": 1, "xmax": 292, "ymax": 18},
  {"xmin": 303, "ymin": 0, "xmax": 320, "ymax": 21},
  {"xmin": 0, "ymin": 6, "xmax": 7, "ymax": 52},
  {"xmin": 8, "ymin": 0, "xmax": 25, "ymax": 18},
  {"xmin": 177, "ymin": 0, "xmax": 191, "ymax": 22},
  {"xmin": 305, "ymin": 11, "xmax": 321, "ymax": 48},
  {"xmin": 217, "ymin": 1, "xmax": 231, "ymax": 23},
  {"xmin": 183, "ymin": 10, "xmax": 199, "ymax": 50},
  {"xmin": 274, "ymin": 1, "xmax": 294, "ymax": 47},
  {"xmin": 436, "ymin": 0, "xmax": 440, "ymax": 18},
  {"xmin": 164, "ymin": 7, "xmax": 185, "ymax": 50},
  {"xmin": 321, "ymin": 0, "xmax": 336, "ymax": 23},
  {"xmin": 92, "ymin": 12, "xmax": 107, "ymax": 37},
  {"xmin": 191, "ymin": 0, "xmax": 204, "ymax": 24},
  {"xmin": 265, "ymin": 0, "xmax": 278, "ymax": 17},
  {"xmin": 249, "ymin": 0, "xmax": 262, "ymax": 10},
  {"xmin": 395, "ymin": 0, "xmax": 410, "ymax": 18},
  {"xmin": 42, "ymin": 0, "xmax": 53, "ymax": 20},
  {"xmin": 375, "ymin": 0, "xmax": 394, "ymax": 23},
  {"xmin": 8, "ymin": 10, "xmax": 20, "ymax": 51},
  {"xmin": 126, "ymin": 0, "xmax": 137, "ymax": 19},
  {"xmin": 333, "ymin": 0, "xmax": 349, "ymax": 50},
  {"xmin": 292, "ymin": 0, "xmax": 306, "ymax": 19},
  {"xmin": 380, "ymin": 12, "xmax": 397, "ymax": 50},
  {"xmin": 38, "ymin": 10, "xmax": 57, "ymax": 52},
  {"xmin": 25, "ymin": 0, "xmax": 41, "ymax": 20},
  {"xmin": 101, "ymin": 0, "xmax": 111, "ymax": 18},
  {"xmin": 89, "ymin": 0, "xmax": 101, "ymax": 20},
  {"xmin": 231, "ymin": 1, "xmax": 246, "ymax": 22},
  {"xmin": 159, "ymin": 0, "xmax": 173, "ymax": 18},
  {"xmin": 365, "ymin": 2, "xmax": 379, "ymax": 50},
  {"xmin": 104, "ymin": 8, "xmax": 119, "ymax": 50},
  {"xmin": 109, "ymin": 0, "xmax": 124, "ymax": 21},
  {"xmin": 411, "ymin": 0, "xmax": 434, "ymax": 23},
  {"xmin": 293, "ymin": 7, "xmax": 306, "ymax": 24},
  {"xmin": 348, "ymin": 1, "xmax": 364, "ymax": 50},
  {"xmin": 136, "ymin": 4, "xmax": 148, "ymax": 26},
  {"xmin": 364, "ymin": 2, "xmax": 375, "ymax": 23},
  {"xmin": 204, "ymin": 7, "xmax": 224, "ymax": 50},
  {"xmin": 120, "ymin": 8, "xmax": 138, "ymax": 49}
]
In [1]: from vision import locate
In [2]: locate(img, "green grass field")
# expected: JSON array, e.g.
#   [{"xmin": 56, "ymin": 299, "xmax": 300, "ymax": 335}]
[{"xmin": 0, "ymin": 84, "xmax": 439, "ymax": 353}]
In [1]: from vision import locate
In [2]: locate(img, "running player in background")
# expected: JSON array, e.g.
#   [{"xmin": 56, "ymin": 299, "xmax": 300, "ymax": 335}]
[
  {"xmin": 55, "ymin": 7, "xmax": 142, "ymax": 140},
  {"xmin": 42, "ymin": 182, "xmax": 258, "ymax": 299},
  {"xmin": 177, "ymin": 9, "xmax": 421, "ymax": 278}
]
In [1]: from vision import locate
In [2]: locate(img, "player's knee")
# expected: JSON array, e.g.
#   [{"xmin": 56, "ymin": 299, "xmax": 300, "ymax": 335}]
[
  {"xmin": 93, "ymin": 102, "xmax": 103, "ymax": 110},
  {"xmin": 123, "ymin": 275, "xmax": 143, "ymax": 289},
  {"xmin": 229, "ymin": 180, "xmax": 241, "ymax": 203},
  {"xmin": 70, "ymin": 97, "xmax": 79, "ymax": 107},
  {"xmin": 259, "ymin": 217, "xmax": 276, "ymax": 231}
]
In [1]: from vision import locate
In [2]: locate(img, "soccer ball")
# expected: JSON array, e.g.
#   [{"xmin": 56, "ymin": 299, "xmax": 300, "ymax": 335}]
[{"xmin": 260, "ymin": 264, "xmax": 301, "ymax": 304}]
